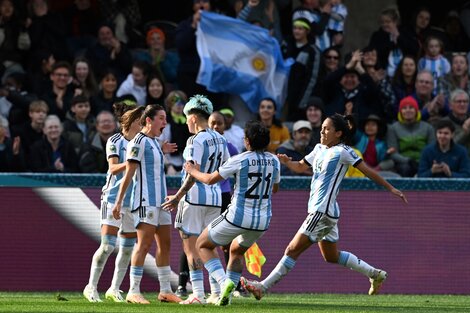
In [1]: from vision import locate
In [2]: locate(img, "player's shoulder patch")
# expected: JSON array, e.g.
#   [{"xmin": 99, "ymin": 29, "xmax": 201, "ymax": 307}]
[{"xmin": 130, "ymin": 146, "xmax": 140, "ymax": 157}]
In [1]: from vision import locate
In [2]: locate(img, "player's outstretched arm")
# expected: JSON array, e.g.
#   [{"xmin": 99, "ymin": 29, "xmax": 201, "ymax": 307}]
[
  {"xmin": 184, "ymin": 161, "xmax": 223, "ymax": 185},
  {"xmin": 276, "ymin": 154, "xmax": 310, "ymax": 174},
  {"xmin": 356, "ymin": 161, "xmax": 407, "ymax": 203}
]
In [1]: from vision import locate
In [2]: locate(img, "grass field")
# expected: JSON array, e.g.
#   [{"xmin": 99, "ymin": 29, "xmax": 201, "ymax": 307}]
[{"xmin": 1, "ymin": 292, "xmax": 469, "ymax": 313}]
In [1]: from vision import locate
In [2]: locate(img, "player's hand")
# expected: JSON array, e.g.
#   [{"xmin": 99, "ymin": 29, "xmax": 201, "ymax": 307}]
[
  {"xmin": 276, "ymin": 153, "xmax": 292, "ymax": 165},
  {"xmin": 112, "ymin": 203, "xmax": 122, "ymax": 220},
  {"xmin": 183, "ymin": 161, "xmax": 196, "ymax": 174},
  {"xmin": 162, "ymin": 195, "xmax": 179, "ymax": 212},
  {"xmin": 162, "ymin": 141, "xmax": 177, "ymax": 154},
  {"xmin": 391, "ymin": 188, "xmax": 407, "ymax": 203}
]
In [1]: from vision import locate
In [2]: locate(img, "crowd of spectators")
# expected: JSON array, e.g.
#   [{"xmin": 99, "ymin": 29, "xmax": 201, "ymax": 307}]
[{"xmin": 1, "ymin": 0, "xmax": 470, "ymax": 178}]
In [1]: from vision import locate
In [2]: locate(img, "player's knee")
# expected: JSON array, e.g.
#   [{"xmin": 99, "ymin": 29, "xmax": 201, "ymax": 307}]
[{"xmin": 101, "ymin": 243, "xmax": 115, "ymax": 255}]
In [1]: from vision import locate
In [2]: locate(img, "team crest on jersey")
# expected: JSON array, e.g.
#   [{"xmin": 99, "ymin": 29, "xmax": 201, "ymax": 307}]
[
  {"xmin": 349, "ymin": 149, "xmax": 359, "ymax": 159},
  {"xmin": 130, "ymin": 147, "xmax": 140, "ymax": 157},
  {"xmin": 109, "ymin": 144, "xmax": 117, "ymax": 153},
  {"xmin": 148, "ymin": 211, "xmax": 154, "ymax": 219}
]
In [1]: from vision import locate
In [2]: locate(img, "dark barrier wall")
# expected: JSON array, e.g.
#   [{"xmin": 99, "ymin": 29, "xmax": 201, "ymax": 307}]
[{"xmin": 0, "ymin": 174, "xmax": 469, "ymax": 294}]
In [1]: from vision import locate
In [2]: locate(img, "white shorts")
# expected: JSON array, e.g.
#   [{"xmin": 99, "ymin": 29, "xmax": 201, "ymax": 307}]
[
  {"xmin": 208, "ymin": 215, "xmax": 265, "ymax": 248},
  {"xmin": 174, "ymin": 201, "xmax": 221, "ymax": 236},
  {"xmin": 101, "ymin": 202, "xmax": 135, "ymax": 233},
  {"xmin": 299, "ymin": 211, "xmax": 339, "ymax": 243},
  {"xmin": 132, "ymin": 206, "xmax": 172, "ymax": 228}
]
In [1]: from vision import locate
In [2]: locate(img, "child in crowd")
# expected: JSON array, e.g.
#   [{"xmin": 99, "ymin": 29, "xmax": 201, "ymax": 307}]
[
  {"xmin": 328, "ymin": 0, "xmax": 348, "ymax": 46},
  {"xmin": 418, "ymin": 36, "xmax": 451, "ymax": 93}
]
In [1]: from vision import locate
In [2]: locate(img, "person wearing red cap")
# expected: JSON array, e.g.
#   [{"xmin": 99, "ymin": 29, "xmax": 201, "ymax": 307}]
[{"xmin": 386, "ymin": 96, "xmax": 434, "ymax": 176}]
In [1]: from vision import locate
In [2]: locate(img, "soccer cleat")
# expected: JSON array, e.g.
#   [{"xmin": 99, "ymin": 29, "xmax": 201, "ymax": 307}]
[
  {"xmin": 126, "ymin": 293, "xmax": 150, "ymax": 304},
  {"xmin": 175, "ymin": 286, "xmax": 188, "ymax": 298},
  {"xmin": 216, "ymin": 280, "xmax": 235, "ymax": 306},
  {"xmin": 205, "ymin": 293, "xmax": 220, "ymax": 305},
  {"xmin": 368, "ymin": 270, "xmax": 388, "ymax": 295},
  {"xmin": 240, "ymin": 277, "xmax": 264, "ymax": 300},
  {"xmin": 179, "ymin": 294, "xmax": 206, "ymax": 305},
  {"xmin": 233, "ymin": 284, "xmax": 249, "ymax": 298},
  {"xmin": 158, "ymin": 292, "xmax": 182, "ymax": 303},
  {"xmin": 105, "ymin": 288, "xmax": 124, "ymax": 302},
  {"xmin": 83, "ymin": 284, "xmax": 102, "ymax": 303}
]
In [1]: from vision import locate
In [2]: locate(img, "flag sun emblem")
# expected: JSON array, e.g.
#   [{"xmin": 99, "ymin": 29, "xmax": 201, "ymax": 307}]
[{"xmin": 252, "ymin": 56, "xmax": 266, "ymax": 72}]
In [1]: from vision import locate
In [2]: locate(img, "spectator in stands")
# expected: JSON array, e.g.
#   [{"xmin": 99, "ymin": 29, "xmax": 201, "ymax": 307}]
[
  {"xmin": 63, "ymin": 0, "xmax": 99, "ymax": 58},
  {"xmin": 71, "ymin": 57, "xmax": 98, "ymax": 100},
  {"xmin": 78, "ymin": 110, "xmax": 116, "ymax": 173},
  {"xmin": 237, "ymin": 0, "xmax": 283, "ymax": 42},
  {"xmin": 437, "ymin": 53, "xmax": 470, "ymax": 102},
  {"xmin": 391, "ymin": 55, "xmax": 417, "ymax": 116},
  {"xmin": 0, "ymin": 0, "xmax": 30, "ymax": 82},
  {"xmin": 134, "ymin": 27, "xmax": 179, "ymax": 88},
  {"xmin": 29, "ymin": 114, "xmax": 78, "ymax": 173},
  {"xmin": 116, "ymin": 60, "xmax": 148, "ymax": 106},
  {"xmin": 387, "ymin": 96, "xmax": 435, "ymax": 177},
  {"xmin": 175, "ymin": 0, "xmax": 226, "ymax": 107},
  {"xmin": 354, "ymin": 114, "xmax": 395, "ymax": 174},
  {"xmin": 323, "ymin": 50, "xmax": 382, "ymax": 124},
  {"xmin": 40, "ymin": 61, "xmax": 76, "ymax": 121},
  {"xmin": 160, "ymin": 90, "xmax": 191, "ymax": 175},
  {"xmin": 0, "ymin": 72, "xmax": 37, "ymax": 128},
  {"xmin": 27, "ymin": 0, "xmax": 68, "ymax": 61},
  {"xmin": 220, "ymin": 107, "xmax": 245, "ymax": 153},
  {"xmin": 368, "ymin": 7, "xmax": 419, "ymax": 77},
  {"xmin": 257, "ymin": 97, "xmax": 290, "ymax": 153},
  {"xmin": 11, "ymin": 99, "xmax": 47, "ymax": 164},
  {"xmin": 62, "ymin": 95, "xmax": 96, "ymax": 154},
  {"xmin": 327, "ymin": 0, "xmax": 348, "ymax": 47},
  {"xmin": 314, "ymin": 47, "xmax": 340, "ymax": 99},
  {"xmin": 145, "ymin": 72, "xmax": 165, "ymax": 105},
  {"xmin": 97, "ymin": 0, "xmax": 141, "ymax": 46},
  {"xmin": 27, "ymin": 49, "xmax": 55, "ymax": 96},
  {"xmin": 0, "ymin": 114, "xmax": 24, "ymax": 172},
  {"xmin": 417, "ymin": 36, "xmax": 451, "ymax": 92},
  {"xmin": 85, "ymin": 23, "xmax": 132, "ymax": 83},
  {"xmin": 418, "ymin": 119, "xmax": 470, "ymax": 178},
  {"xmin": 91, "ymin": 68, "xmax": 118, "ymax": 114},
  {"xmin": 361, "ymin": 45, "xmax": 396, "ymax": 123},
  {"xmin": 407, "ymin": 7, "xmax": 432, "ymax": 52},
  {"xmin": 441, "ymin": 11, "xmax": 470, "ymax": 53},
  {"xmin": 413, "ymin": 70, "xmax": 448, "ymax": 124},
  {"xmin": 283, "ymin": 16, "xmax": 320, "ymax": 121},
  {"xmin": 305, "ymin": 96, "xmax": 324, "ymax": 147},
  {"xmin": 276, "ymin": 120, "xmax": 314, "ymax": 176},
  {"xmin": 440, "ymin": 89, "xmax": 470, "ymax": 155}
]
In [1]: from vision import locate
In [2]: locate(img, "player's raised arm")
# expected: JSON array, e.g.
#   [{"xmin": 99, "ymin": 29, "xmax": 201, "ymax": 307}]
[{"xmin": 277, "ymin": 153, "xmax": 311, "ymax": 173}]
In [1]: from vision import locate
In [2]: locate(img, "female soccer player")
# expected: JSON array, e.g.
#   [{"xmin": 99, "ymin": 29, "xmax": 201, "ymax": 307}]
[
  {"xmin": 112, "ymin": 104, "xmax": 179, "ymax": 304},
  {"xmin": 162, "ymin": 95, "xmax": 230, "ymax": 305},
  {"xmin": 83, "ymin": 105, "xmax": 144, "ymax": 303},
  {"xmin": 241, "ymin": 114, "xmax": 407, "ymax": 299},
  {"xmin": 184, "ymin": 120, "xmax": 280, "ymax": 306}
]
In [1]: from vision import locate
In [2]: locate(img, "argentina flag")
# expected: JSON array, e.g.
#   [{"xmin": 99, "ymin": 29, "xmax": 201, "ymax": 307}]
[{"xmin": 196, "ymin": 11, "xmax": 293, "ymax": 113}]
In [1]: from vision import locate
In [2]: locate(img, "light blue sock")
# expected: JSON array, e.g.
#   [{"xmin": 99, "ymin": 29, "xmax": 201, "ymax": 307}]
[
  {"xmin": 189, "ymin": 270, "xmax": 205, "ymax": 298},
  {"xmin": 338, "ymin": 251, "xmax": 376, "ymax": 277},
  {"xmin": 204, "ymin": 258, "xmax": 226, "ymax": 290}
]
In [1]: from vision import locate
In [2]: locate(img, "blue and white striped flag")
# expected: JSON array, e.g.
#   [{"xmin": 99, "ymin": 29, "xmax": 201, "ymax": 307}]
[{"xmin": 196, "ymin": 11, "xmax": 293, "ymax": 113}]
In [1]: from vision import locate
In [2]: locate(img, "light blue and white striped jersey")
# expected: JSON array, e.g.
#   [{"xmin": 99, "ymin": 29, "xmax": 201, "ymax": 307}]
[
  {"xmin": 418, "ymin": 56, "xmax": 451, "ymax": 92},
  {"xmin": 127, "ymin": 132, "xmax": 167, "ymax": 210},
  {"xmin": 101, "ymin": 133, "xmax": 133, "ymax": 206},
  {"xmin": 387, "ymin": 48, "xmax": 403, "ymax": 77},
  {"xmin": 328, "ymin": 3, "xmax": 348, "ymax": 32},
  {"xmin": 182, "ymin": 128, "xmax": 229, "ymax": 207},
  {"xmin": 304, "ymin": 143, "xmax": 361, "ymax": 218},
  {"xmin": 218, "ymin": 151, "xmax": 280, "ymax": 231}
]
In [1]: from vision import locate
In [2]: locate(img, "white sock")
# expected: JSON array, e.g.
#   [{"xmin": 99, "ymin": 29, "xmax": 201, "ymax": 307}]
[
  {"xmin": 338, "ymin": 251, "xmax": 376, "ymax": 278},
  {"xmin": 261, "ymin": 255, "xmax": 296, "ymax": 290},
  {"xmin": 209, "ymin": 276, "xmax": 220, "ymax": 295},
  {"xmin": 129, "ymin": 266, "xmax": 143, "ymax": 295},
  {"xmin": 110, "ymin": 237, "xmax": 135, "ymax": 290},
  {"xmin": 88, "ymin": 235, "xmax": 116, "ymax": 287},
  {"xmin": 189, "ymin": 270, "xmax": 205, "ymax": 298},
  {"xmin": 157, "ymin": 265, "xmax": 172, "ymax": 293}
]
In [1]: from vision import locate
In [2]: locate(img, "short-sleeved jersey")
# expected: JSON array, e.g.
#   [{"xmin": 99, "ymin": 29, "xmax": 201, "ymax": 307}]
[
  {"xmin": 218, "ymin": 151, "xmax": 281, "ymax": 231},
  {"xmin": 127, "ymin": 132, "xmax": 167, "ymax": 210},
  {"xmin": 328, "ymin": 4, "xmax": 348, "ymax": 32},
  {"xmin": 303, "ymin": 144, "xmax": 361, "ymax": 218},
  {"xmin": 182, "ymin": 128, "xmax": 230, "ymax": 207},
  {"xmin": 101, "ymin": 133, "xmax": 132, "ymax": 206}
]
